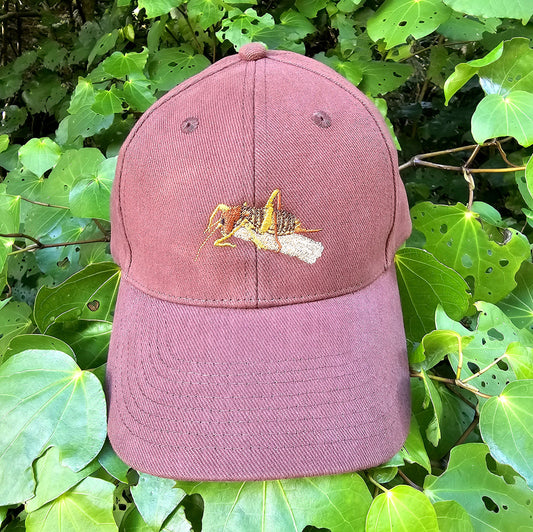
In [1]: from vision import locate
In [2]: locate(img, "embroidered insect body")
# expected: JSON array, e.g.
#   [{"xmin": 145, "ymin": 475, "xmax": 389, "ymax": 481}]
[{"xmin": 195, "ymin": 189, "xmax": 322, "ymax": 261}]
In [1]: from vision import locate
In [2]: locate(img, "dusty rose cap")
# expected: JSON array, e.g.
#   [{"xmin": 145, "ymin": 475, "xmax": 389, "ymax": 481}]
[{"xmin": 105, "ymin": 41, "xmax": 412, "ymax": 481}]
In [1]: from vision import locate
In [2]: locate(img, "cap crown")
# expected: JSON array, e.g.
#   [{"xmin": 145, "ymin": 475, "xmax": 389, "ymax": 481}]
[{"xmin": 110, "ymin": 47, "xmax": 411, "ymax": 308}]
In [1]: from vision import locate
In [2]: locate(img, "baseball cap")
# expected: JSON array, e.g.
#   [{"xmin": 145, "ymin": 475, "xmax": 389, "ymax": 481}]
[{"xmin": 105, "ymin": 41, "xmax": 412, "ymax": 481}]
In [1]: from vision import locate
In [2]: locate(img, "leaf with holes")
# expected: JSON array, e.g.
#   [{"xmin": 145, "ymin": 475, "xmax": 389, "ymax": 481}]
[
  {"xmin": 424, "ymin": 443, "xmax": 533, "ymax": 531},
  {"xmin": 34, "ymin": 261, "xmax": 120, "ymax": 334},
  {"xmin": 365, "ymin": 485, "xmax": 439, "ymax": 531},
  {"xmin": 131, "ymin": 473, "xmax": 187, "ymax": 530},
  {"xmin": 25, "ymin": 477, "xmax": 116, "ymax": 531},
  {"xmin": 472, "ymin": 91, "xmax": 533, "ymax": 147},
  {"xmin": 358, "ymin": 61, "xmax": 413, "ymax": 96},
  {"xmin": 18, "ymin": 138, "xmax": 61, "ymax": 177},
  {"xmin": 138, "ymin": 0, "xmax": 181, "ymax": 18},
  {"xmin": 394, "ymin": 247, "xmax": 471, "ymax": 343},
  {"xmin": 4, "ymin": 334, "xmax": 74, "ymax": 362},
  {"xmin": 147, "ymin": 47, "xmax": 211, "ymax": 92},
  {"xmin": 497, "ymin": 260, "xmax": 533, "ymax": 331},
  {"xmin": 436, "ymin": 302, "xmax": 533, "ymax": 401},
  {"xmin": 0, "ymin": 350, "xmax": 107, "ymax": 505},
  {"xmin": 480, "ymin": 380, "xmax": 533, "ymax": 489},
  {"xmin": 176, "ymin": 472, "xmax": 372, "ymax": 532},
  {"xmin": 442, "ymin": 0, "xmax": 533, "ymax": 20},
  {"xmin": 216, "ymin": 8, "xmax": 275, "ymax": 50},
  {"xmin": 411, "ymin": 202, "xmax": 531, "ymax": 303},
  {"xmin": 367, "ymin": 0, "xmax": 451, "ymax": 49}
]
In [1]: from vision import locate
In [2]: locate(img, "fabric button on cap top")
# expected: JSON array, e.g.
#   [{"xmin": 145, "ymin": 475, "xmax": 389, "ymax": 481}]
[
  {"xmin": 238, "ymin": 41, "xmax": 267, "ymax": 61},
  {"xmin": 107, "ymin": 41, "xmax": 413, "ymax": 482}
]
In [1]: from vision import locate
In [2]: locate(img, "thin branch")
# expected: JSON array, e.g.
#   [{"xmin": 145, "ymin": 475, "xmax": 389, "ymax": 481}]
[
  {"xmin": 455, "ymin": 335, "xmax": 464, "ymax": 381},
  {"xmin": 444, "ymin": 382, "xmax": 478, "ymax": 410},
  {"xmin": 92, "ymin": 218, "xmax": 110, "ymax": 236},
  {"xmin": 453, "ymin": 415, "xmax": 479, "ymax": 447},
  {"xmin": 0, "ymin": 232, "xmax": 42, "ymax": 245},
  {"xmin": 462, "ymin": 354, "xmax": 507, "ymax": 383},
  {"xmin": 19, "ymin": 196, "xmax": 69, "ymax": 210},
  {"xmin": 398, "ymin": 469, "xmax": 423, "ymax": 491},
  {"xmin": 410, "ymin": 371, "xmax": 492, "ymax": 399},
  {"xmin": 366, "ymin": 474, "xmax": 387, "ymax": 493},
  {"xmin": 0, "ymin": 10, "xmax": 39, "ymax": 22},
  {"xmin": 4, "ymin": 236, "xmax": 110, "ymax": 255}
]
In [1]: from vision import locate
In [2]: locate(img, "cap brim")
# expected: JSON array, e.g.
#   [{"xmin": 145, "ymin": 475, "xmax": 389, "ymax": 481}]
[{"xmin": 105, "ymin": 266, "xmax": 411, "ymax": 481}]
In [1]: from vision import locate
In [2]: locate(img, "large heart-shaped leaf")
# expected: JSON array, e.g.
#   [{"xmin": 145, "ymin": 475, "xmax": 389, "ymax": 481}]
[
  {"xmin": 433, "ymin": 500, "xmax": 474, "ymax": 532},
  {"xmin": 25, "ymin": 477, "xmax": 116, "ymax": 531},
  {"xmin": 480, "ymin": 380, "xmax": 533, "ymax": 489},
  {"xmin": 394, "ymin": 247, "xmax": 470, "ymax": 343},
  {"xmin": 365, "ymin": 485, "xmax": 439, "ymax": 531},
  {"xmin": 0, "ymin": 300, "xmax": 33, "ymax": 360},
  {"xmin": 424, "ymin": 443, "xmax": 533, "ymax": 531},
  {"xmin": 472, "ymin": 91, "xmax": 533, "ymax": 147},
  {"xmin": 367, "ymin": 0, "xmax": 451, "ymax": 49},
  {"xmin": 18, "ymin": 138, "xmax": 61, "ymax": 177},
  {"xmin": 0, "ymin": 349, "xmax": 107, "ymax": 505},
  {"xmin": 411, "ymin": 202, "xmax": 530, "ymax": 303},
  {"xmin": 176, "ymin": 473, "xmax": 372, "ymax": 532}
]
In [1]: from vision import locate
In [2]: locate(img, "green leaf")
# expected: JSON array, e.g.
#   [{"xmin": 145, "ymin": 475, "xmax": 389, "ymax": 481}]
[
  {"xmin": 497, "ymin": 260, "xmax": 533, "ymax": 331},
  {"xmin": 25, "ymin": 446, "xmax": 99, "ymax": 512},
  {"xmin": 294, "ymin": 0, "xmax": 328, "ymax": 18},
  {"xmin": 367, "ymin": 0, "xmax": 451, "ymax": 49},
  {"xmin": 34, "ymin": 261, "xmax": 120, "ymax": 333},
  {"xmin": 45, "ymin": 147, "xmax": 105, "ymax": 207},
  {"xmin": 138, "ymin": 0, "xmax": 182, "ymax": 18},
  {"xmin": 97, "ymin": 439, "xmax": 130, "ymax": 483},
  {"xmin": 68, "ymin": 77, "xmax": 96, "ymax": 114},
  {"xmin": 122, "ymin": 76, "xmax": 157, "ymax": 112},
  {"xmin": 177, "ymin": 473, "xmax": 372, "ymax": 531},
  {"xmin": 279, "ymin": 9, "xmax": 316, "ymax": 40},
  {"xmin": 424, "ymin": 443, "xmax": 533, "ymax": 531},
  {"xmin": 411, "ymin": 329, "xmax": 472, "ymax": 369},
  {"xmin": 216, "ymin": 9, "xmax": 275, "ymax": 49},
  {"xmin": 437, "ymin": 12, "xmax": 500, "ymax": 42},
  {"xmin": 69, "ymin": 157, "xmax": 116, "ymax": 221},
  {"xmin": 399, "ymin": 414, "xmax": 432, "ymax": 473},
  {"xmin": 472, "ymin": 91, "xmax": 533, "ymax": 147},
  {"xmin": 480, "ymin": 380, "xmax": 533, "ymax": 488},
  {"xmin": 0, "ymin": 135, "xmax": 8, "ymax": 154},
  {"xmin": 25, "ymin": 477, "xmax": 116, "ymax": 531},
  {"xmin": 131, "ymin": 474, "xmax": 187, "ymax": 530},
  {"xmin": 433, "ymin": 500, "xmax": 474, "ymax": 532},
  {"xmin": 0, "ymin": 300, "xmax": 33, "ymax": 360},
  {"xmin": 504, "ymin": 341, "xmax": 533, "ymax": 380},
  {"xmin": 92, "ymin": 89, "xmax": 124, "ymax": 115},
  {"xmin": 18, "ymin": 138, "xmax": 61, "ymax": 177},
  {"xmin": 442, "ymin": 0, "xmax": 533, "ymax": 20},
  {"xmin": 88, "ymin": 29, "xmax": 119, "ymax": 65},
  {"xmin": 0, "ymin": 193, "xmax": 21, "ymax": 274},
  {"xmin": 436, "ymin": 302, "xmax": 533, "ymax": 399},
  {"xmin": 313, "ymin": 52, "xmax": 363, "ymax": 86},
  {"xmin": 394, "ymin": 247, "xmax": 471, "ymax": 342},
  {"xmin": 365, "ymin": 485, "xmax": 439, "ymax": 531},
  {"xmin": 412, "ymin": 370, "xmax": 444, "ymax": 446},
  {"xmin": 187, "ymin": 0, "xmax": 225, "ymax": 30},
  {"xmin": 4, "ymin": 334, "xmax": 74, "ymax": 362},
  {"xmin": 358, "ymin": 61, "xmax": 413, "ymax": 96},
  {"xmin": 0, "ymin": 350, "xmax": 107, "ymax": 505},
  {"xmin": 147, "ymin": 47, "xmax": 211, "ymax": 91},
  {"xmin": 101, "ymin": 49, "xmax": 149, "ymax": 79},
  {"xmin": 411, "ymin": 202, "xmax": 531, "ymax": 303}
]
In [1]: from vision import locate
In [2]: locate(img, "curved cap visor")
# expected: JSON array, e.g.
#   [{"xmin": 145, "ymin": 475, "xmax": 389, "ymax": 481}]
[{"xmin": 105, "ymin": 266, "xmax": 411, "ymax": 481}]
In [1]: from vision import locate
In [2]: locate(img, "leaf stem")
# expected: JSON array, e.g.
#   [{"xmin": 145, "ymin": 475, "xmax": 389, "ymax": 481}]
[
  {"xmin": 462, "ymin": 354, "xmax": 507, "ymax": 383},
  {"xmin": 410, "ymin": 371, "xmax": 492, "ymax": 399},
  {"xmin": 397, "ymin": 470, "xmax": 423, "ymax": 491},
  {"xmin": 366, "ymin": 474, "xmax": 388, "ymax": 493},
  {"xmin": 18, "ymin": 196, "xmax": 69, "ymax": 210}
]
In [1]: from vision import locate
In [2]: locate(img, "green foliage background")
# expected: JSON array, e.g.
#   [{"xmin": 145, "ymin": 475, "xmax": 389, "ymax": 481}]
[{"xmin": 1, "ymin": 0, "xmax": 533, "ymax": 530}]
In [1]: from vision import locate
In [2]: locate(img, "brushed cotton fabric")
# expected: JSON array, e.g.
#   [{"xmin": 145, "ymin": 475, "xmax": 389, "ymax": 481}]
[{"xmin": 106, "ymin": 42, "xmax": 413, "ymax": 480}]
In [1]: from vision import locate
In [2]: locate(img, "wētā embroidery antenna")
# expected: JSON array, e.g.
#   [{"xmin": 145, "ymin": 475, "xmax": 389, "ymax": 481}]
[{"xmin": 194, "ymin": 189, "xmax": 321, "ymax": 261}]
